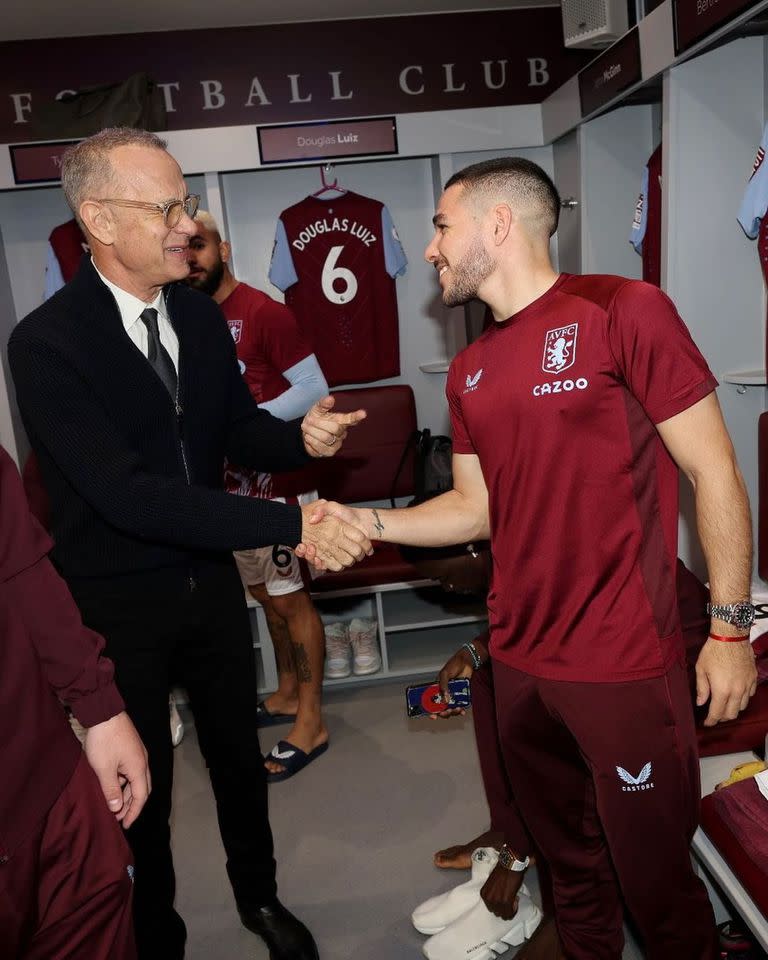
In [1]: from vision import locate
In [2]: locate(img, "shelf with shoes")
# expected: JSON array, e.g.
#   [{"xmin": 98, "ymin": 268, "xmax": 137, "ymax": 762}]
[{"xmin": 246, "ymin": 579, "xmax": 488, "ymax": 691}]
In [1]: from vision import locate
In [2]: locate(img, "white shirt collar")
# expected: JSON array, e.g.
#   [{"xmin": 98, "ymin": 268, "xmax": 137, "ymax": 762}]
[{"xmin": 92, "ymin": 259, "xmax": 168, "ymax": 332}]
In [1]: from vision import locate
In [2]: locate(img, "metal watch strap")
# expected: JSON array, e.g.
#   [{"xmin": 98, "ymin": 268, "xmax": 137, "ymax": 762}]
[
  {"xmin": 498, "ymin": 844, "xmax": 530, "ymax": 872},
  {"xmin": 706, "ymin": 601, "xmax": 755, "ymax": 629}
]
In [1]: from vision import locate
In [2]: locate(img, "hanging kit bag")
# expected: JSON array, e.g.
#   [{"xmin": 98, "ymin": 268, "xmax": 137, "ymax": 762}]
[{"xmin": 31, "ymin": 72, "xmax": 167, "ymax": 141}]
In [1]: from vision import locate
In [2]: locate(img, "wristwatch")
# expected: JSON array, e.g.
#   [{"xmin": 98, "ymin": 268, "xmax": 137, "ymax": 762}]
[
  {"xmin": 706, "ymin": 601, "xmax": 755, "ymax": 630},
  {"xmin": 498, "ymin": 844, "xmax": 530, "ymax": 873}
]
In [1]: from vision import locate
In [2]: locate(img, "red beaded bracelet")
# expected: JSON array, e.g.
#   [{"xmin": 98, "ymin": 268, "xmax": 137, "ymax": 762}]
[{"xmin": 709, "ymin": 632, "xmax": 750, "ymax": 643}]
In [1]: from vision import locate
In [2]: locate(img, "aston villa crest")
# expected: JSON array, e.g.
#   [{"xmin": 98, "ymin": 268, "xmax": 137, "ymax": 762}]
[
  {"xmin": 542, "ymin": 324, "xmax": 578, "ymax": 374},
  {"xmin": 227, "ymin": 318, "xmax": 243, "ymax": 343}
]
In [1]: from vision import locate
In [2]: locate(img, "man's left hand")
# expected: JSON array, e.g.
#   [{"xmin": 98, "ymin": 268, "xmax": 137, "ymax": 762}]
[
  {"xmin": 302, "ymin": 395, "xmax": 366, "ymax": 458},
  {"xmin": 695, "ymin": 637, "xmax": 757, "ymax": 726},
  {"xmin": 83, "ymin": 710, "xmax": 151, "ymax": 829},
  {"xmin": 480, "ymin": 862, "xmax": 525, "ymax": 920}
]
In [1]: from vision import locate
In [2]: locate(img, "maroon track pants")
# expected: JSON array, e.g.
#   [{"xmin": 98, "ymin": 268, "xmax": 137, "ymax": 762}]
[
  {"xmin": 1, "ymin": 752, "xmax": 137, "ymax": 960},
  {"xmin": 491, "ymin": 658, "xmax": 718, "ymax": 960}
]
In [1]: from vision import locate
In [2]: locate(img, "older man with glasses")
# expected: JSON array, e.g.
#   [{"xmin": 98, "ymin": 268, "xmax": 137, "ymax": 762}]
[{"xmin": 8, "ymin": 127, "xmax": 371, "ymax": 960}]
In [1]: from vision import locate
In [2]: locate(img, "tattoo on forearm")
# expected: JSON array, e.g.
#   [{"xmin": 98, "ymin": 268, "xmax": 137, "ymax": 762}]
[
  {"xmin": 292, "ymin": 642, "xmax": 312, "ymax": 683},
  {"xmin": 371, "ymin": 508, "xmax": 385, "ymax": 537}
]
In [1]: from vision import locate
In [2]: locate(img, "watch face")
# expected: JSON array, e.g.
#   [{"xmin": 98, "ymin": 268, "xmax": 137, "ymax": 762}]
[{"xmin": 732, "ymin": 602, "xmax": 756, "ymax": 630}]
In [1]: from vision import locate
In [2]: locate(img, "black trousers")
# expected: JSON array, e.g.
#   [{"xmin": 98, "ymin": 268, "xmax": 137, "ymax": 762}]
[{"xmin": 69, "ymin": 559, "xmax": 276, "ymax": 960}]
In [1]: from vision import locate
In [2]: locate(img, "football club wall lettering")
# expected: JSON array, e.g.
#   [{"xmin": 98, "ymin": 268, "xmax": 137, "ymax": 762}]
[{"xmin": 1, "ymin": 10, "xmax": 590, "ymax": 142}]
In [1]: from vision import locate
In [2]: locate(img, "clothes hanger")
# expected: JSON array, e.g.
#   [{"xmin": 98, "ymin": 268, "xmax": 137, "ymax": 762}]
[{"xmin": 312, "ymin": 163, "xmax": 347, "ymax": 198}]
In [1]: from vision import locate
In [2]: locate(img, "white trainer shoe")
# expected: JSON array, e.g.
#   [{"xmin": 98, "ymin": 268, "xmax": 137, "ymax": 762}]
[
  {"xmin": 349, "ymin": 617, "xmax": 382, "ymax": 675},
  {"xmin": 422, "ymin": 887, "xmax": 542, "ymax": 960},
  {"xmin": 324, "ymin": 622, "xmax": 352, "ymax": 679},
  {"xmin": 170, "ymin": 694, "xmax": 184, "ymax": 747},
  {"xmin": 412, "ymin": 847, "xmax": 499, "ymax": 935}
]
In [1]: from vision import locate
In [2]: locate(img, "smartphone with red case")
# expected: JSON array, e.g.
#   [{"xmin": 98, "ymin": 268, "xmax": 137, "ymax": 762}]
[{"xmin": 405, "ymin": 678, "xmax": 471, "ymax": 718}]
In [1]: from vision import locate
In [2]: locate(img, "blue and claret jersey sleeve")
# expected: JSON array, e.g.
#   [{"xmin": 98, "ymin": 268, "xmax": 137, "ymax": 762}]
[
  {"xmin": 629, "ymin": 163, "xmax": 649, "ymax": 254},
  {"xmin": 381, "ymin": 205, "xmax": 408, "ymax": 278},
  {"xmin": 269, "ymin": 218, "xmax": 299, "ymax": 291},
  {"xmin": 738, "ymin": 122, "xmax": 768, "ymax": 239}
]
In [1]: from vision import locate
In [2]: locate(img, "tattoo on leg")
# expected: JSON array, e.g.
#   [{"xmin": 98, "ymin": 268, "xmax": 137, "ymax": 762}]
[
  {"xmin": 274, "ymin": 642, "xmax": 295, "ymax": 676},
  {"xmin": 292, "ymin": 642, "xmax": 312, "ymax": 683},
  {"xmin": 371, "ymin": 508, "xmax": 385, "ymax": 537}
]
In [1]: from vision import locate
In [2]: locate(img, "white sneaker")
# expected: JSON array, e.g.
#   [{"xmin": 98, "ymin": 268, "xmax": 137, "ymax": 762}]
[
  {"xmin": 422, "ymin": 888, "xmax": 542, "ymax": 960},
  {"xmin": 412, "ymin": 847, "xmax": 499, "ymax": 935},
  {"xmin": 324, "ymin": 622, "xmax": 352, "ymax": 679},
  {"xmin": 169, "ymin": 694, "xmax": 184, "ymax": 747},
  {"xmin": 349, "ymin": 617, "xmax": 382, "ymax": 675}
]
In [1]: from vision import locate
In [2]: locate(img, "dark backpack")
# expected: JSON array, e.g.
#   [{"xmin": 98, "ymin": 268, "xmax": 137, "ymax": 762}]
[{"xmin": 391, "ymin": 428, "xmax": 452, "ymax": 506}]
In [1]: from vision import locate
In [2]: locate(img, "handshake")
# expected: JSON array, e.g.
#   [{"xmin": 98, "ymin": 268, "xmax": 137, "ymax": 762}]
[
  {"xmin": 297, "ymin": 395, "xmax": 387, "ymax": 572},
  {"xmin": 297, "ymin": 501, "xmax": 377, "ymax": 572}
]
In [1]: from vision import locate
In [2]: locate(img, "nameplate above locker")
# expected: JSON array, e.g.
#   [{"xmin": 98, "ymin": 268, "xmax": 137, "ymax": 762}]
[
  {"xmin": 258, "ymin": 117, "xmax": 398, "ymax": 165},
  {"xmin": 578, "ymin": 27, "xmax": 641, "ymax": 117},
  {"xmin": 674, "ymin": 0, "xmax": 763, "ymax": 52},
  {"xmin": 8, "ymin": 140, "xmax": 76, "ymax": 185}
]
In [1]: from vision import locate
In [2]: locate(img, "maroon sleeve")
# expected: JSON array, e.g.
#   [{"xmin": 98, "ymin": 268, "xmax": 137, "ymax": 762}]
[
  {"xmin": 606, "ymin": 281, "xmax": 718, "ymax": 425},
  {"xmin": 446, "ymin": 360, "xmax": 475, "ymax": 455},
  {"xmin": 258, "ymin": 298, "xmax": 314, "ymax": 374},
  {"xmin": 0, "ymin": 447, "xmax": 124, "ymax": 727}
]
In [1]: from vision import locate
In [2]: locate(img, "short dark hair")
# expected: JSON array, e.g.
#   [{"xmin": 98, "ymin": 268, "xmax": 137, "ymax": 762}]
[{"xmin": 445, "ymin": 157, "xmax": 561, "ymax": 238}]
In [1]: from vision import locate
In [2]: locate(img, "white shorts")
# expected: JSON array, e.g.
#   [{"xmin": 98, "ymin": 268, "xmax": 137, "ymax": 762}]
[{"xmin": 234, "ymin": 491, "xmax": 318, "ymax": 597}]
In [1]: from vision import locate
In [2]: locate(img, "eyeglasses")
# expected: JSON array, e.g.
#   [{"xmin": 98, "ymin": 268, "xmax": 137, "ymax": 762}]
[{"xmin": 96, "ymin": 194, "xmax": 200, "ymax": 228}]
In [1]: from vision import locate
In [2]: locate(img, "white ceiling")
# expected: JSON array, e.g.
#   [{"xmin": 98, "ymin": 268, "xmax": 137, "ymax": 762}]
[{"xmin": 1, "ymin": 0, "xmax": 556, "ymax": 42}]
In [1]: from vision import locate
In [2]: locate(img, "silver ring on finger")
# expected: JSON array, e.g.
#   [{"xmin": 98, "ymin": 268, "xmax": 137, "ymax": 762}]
[{"xmin": 325, "ymin": 435, "xmax": 337, "ymax": 446}]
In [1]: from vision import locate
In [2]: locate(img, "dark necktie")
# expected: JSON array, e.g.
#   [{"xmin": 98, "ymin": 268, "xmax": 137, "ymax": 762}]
[{"xmin": 139, "ymin": 307, "xmax": 177, "ymax": 399}]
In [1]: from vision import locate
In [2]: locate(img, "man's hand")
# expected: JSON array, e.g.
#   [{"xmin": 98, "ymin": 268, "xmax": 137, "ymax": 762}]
[
  {"xmin": 430, "ymin": 647, "xmax": 476, "ymax": 719},
  {"xmin": 299, "ymin": 501, "xmax": 372, "ymax": 572},
  {"xmin": 296, "ymin": 501, "xmax": 374, "ymax": 570},
  {"xmin": 82, "ymin": 710, "xmax": 151, "ymax": 829},
  {"xmin": 301, "ymin": 395, "xmax": 366, "ymax": 458},
  {"xmin": 695, "ymin": 637, "xmax": 757, "ymax": 726},
  {"xmin": 481, "ymin": 862, "xmax": 525, "ymax": 920}
]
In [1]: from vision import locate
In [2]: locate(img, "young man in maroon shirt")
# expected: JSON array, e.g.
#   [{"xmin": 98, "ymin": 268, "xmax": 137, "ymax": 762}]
[
  {"xmin": 0, "ymin": 444, "xmax": 149, "ymax": 959},
  {"xmin": 303, "ymin": 157, "xmax": 758, "ymax": 959}
]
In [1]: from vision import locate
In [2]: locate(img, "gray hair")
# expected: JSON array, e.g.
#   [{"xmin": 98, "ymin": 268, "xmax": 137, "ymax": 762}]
[
  {"xmin": 446, "ymin": 157, "xmax": 561, "ymax": 239},
  {"xmin": 60, "ymin": 127, "xmax": 168, "ymax": 225}
]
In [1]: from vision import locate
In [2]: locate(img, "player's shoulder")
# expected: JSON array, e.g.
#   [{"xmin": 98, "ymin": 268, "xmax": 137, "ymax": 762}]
[
  {"xmin": 561, "ymin": 273, "xmax": 666, "ymax": 313},
  {"xmin": 229, "ymin": 282, "xmax": 297, "ymax": 329},
  {"xmin": 448, "ymin": 335, "xmax": 487, "ymax": 383}
]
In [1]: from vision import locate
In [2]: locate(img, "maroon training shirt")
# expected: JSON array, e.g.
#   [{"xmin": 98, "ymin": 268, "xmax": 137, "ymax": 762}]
[
  {"xmin": 448, "ymin": 274, "xmax": 717, "ymax": 683},
  {"xmin": 220, "ymin": 281, "xmax": 317, "ymax": 499},
  {"xmin": 0, "ymin": 446, "xmax": 124, "ymax": 859}
]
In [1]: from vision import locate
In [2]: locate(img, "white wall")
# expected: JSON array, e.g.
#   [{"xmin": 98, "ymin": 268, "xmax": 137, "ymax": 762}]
[
  {"xmin": 664, "ymin": 37, "xmax": 766, "ymax": 577},
  {"xmin": 579, "ymin": 105, "xmax": 654, "ymax": 279}
]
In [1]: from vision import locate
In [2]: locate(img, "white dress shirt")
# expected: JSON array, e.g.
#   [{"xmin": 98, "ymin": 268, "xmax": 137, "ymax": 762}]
[{"xmin": 93, "ymin": 260, "xmax": 180, "ymax": 372}]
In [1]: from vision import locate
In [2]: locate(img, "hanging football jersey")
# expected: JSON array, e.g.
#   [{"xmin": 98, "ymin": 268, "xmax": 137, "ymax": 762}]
[
  {"xmin": 44, "ymin": 218, "xmax": 89, "ymax": 298},
  {"xmin": 629, "ymin": 144, "xmax": 662, "ymax": 288},
  {"xmin": 269, "ymin": 191, "xmax": 407, "ymax": 387},
  {"xmin": 738, "ymin": 121, "xmax": 768, "ymax": 288}
]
